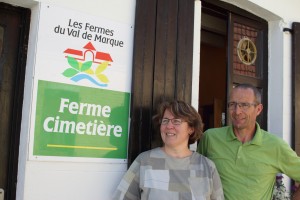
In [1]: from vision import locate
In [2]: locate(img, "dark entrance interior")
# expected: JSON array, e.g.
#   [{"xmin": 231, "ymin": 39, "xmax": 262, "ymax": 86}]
[{"xmin": 199, "ymin": 6, "xmax": 227, "ymax": 131}]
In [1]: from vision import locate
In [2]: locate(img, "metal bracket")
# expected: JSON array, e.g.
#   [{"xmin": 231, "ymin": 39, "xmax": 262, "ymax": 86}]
[{"xmin": 283, "ymin": 28, "xmax": 293, "ymax": 33}]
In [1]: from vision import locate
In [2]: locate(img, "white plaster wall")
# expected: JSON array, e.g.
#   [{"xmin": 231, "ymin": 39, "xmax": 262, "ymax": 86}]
[
  {"xmin": 268, "ymin": 20, "xmax": 285, "ymax": 138},
  {"xmin": 0, "ymin": 0, "xmax": 136, "ymax": 199},
  {"xmin": 221, "ymin": 0, "xmax": 300, "ymax": 22},
  {"xmin": 190, "ymin": 0, "xmax": 202, "ymax": 152},
  {"xmin": 3, "ymin": 0, "xmax": 136, "ymax": 24},
  {"xmin": 248, "ymin": 0, "xmax": 300, "ymax": 24},
  {"xmin": 15, "ymin": 3, "xmax": 39, "ymax": 200},
  {"xmin": 2, "ymin": 0, "xmax": 300, "ymax": 198},
  {"xmin": 39, "ymin": 0, "xmax": 136, "ymax": 24}
]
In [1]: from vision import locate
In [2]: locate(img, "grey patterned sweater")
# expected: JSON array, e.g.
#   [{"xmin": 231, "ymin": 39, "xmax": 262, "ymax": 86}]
[{"xmin": 113, "ymin": 147, "xmax": 224, "ymax": 200}]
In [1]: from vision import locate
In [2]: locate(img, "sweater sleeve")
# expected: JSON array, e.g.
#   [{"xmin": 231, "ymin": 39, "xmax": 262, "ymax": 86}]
[
  {"xmin": 210, "ymin": 161, "xmax": 225, "ymax": 200},
  {"xmin": 112, "ymin": 156, "xmax": 141, "ymax": 200}
]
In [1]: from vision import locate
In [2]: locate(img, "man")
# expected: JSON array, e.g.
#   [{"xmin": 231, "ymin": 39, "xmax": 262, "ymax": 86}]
[{"xmin": 197, "ymin": 83, "xmax": 300, "ymax": 200}]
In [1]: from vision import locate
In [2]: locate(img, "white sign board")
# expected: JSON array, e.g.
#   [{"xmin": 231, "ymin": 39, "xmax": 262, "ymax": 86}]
[{"xmin": 29, "ymin": 3, "xmax": 133, "ymax": 162}]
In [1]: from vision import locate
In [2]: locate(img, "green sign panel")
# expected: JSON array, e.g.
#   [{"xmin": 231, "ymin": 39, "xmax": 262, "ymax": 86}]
[{"xmin": 33, "ymin": 80, "xmax": 130, "ymax": 159}]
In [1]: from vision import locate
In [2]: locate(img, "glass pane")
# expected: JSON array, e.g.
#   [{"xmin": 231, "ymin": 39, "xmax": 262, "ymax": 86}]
[{"xmin": 233, "ymin": 22, "xmax": 261, "ymax": 78}]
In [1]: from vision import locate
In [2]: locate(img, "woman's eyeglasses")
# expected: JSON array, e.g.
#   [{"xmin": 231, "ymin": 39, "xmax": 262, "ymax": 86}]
[{"xmin": 161, "ymin": 118, "xmax": 183, "ymax": 125}]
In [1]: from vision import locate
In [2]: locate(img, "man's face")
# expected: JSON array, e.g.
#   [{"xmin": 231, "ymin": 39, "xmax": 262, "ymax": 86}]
[{"xmin": 228, "ymin": 88, "xmax": 263, "ymax": 130}]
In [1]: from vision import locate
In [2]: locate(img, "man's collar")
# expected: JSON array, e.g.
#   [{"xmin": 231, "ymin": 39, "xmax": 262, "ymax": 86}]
[
  {"xmin": 226, "ymin": 122, "xmax": 262, "ymax": 145},
  {"xmin": 250, "ymin": 123, "xmax": 263, "ymax": 145},
  {"xmin": 226, "ymin": 126, "xmax": 237, "ymax": 141}
]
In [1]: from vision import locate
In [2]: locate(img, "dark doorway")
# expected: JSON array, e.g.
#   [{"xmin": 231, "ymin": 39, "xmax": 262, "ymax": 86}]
[
  {"xmin": 199, "ymin": 1, "xmax": 268, "ymax": 130},
  {"xmin": 199, "ymin": 7, "xmax": 227, "ymax": 131},
  {"xmin": 0, "ymin": 3, "xmax": 30, "ymax": 200}
]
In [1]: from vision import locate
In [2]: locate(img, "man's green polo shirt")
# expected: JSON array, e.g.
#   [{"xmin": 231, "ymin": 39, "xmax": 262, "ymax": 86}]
[{"xmin": 197, "ymin": 123, "xmax": 300, "ymax": 200}]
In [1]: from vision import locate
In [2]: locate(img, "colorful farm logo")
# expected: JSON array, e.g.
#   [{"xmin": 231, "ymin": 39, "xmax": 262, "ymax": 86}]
[{"xmin": 62, "ymin": 42, "xmax": 113, "ymax": 87}]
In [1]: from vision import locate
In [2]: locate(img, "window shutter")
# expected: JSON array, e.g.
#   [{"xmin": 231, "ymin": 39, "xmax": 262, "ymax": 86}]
[
  {"xmin": 128, "ymin": 0, "xmax": 194, "ymax": 166},
  {"xmin": 292, "ymin": 22, "xmax": 300, "ymax": 155}
]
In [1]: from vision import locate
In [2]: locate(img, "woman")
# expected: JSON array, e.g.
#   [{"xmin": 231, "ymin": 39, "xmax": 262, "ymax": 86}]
[{"xmin": 113, "ymin": 100, "xmax": 224, "ymax": 200}]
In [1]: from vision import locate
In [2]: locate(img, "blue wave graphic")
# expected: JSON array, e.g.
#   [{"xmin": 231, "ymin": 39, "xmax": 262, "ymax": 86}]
[{"xmin": 70, "ymin": 74, "xmax": 108, "ymax": 87}]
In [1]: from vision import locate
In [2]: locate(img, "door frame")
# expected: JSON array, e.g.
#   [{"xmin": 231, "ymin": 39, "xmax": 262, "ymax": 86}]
[
  {"xmin": 201, "ymin": 0, "xmax": 268, "ymax": 129},
  {"xmin": 227, "ymin": 13, "xmax": 268, "ymax": 129}
]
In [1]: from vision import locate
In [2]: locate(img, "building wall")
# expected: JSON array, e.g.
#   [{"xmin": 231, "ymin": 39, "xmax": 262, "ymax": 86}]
[{"xmin": 1, "ymin": 0, "xmax": 300, "ymax": 199}]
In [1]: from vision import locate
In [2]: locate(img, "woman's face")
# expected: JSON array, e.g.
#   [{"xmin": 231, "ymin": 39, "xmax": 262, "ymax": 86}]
[{"xmin": 160, "ymin": 109, "xmax": 194, "ymax": 149}]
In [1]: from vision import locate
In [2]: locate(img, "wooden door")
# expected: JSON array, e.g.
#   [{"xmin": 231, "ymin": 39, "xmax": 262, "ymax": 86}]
[
  {"xmin": 0, "ymin": 3, "xmax": 30, "ymax": 200},
  {"xmin": 227, "ymin": 13, "xmax": 268, "ymax": 129},
  {"xmin": 292, "ymin": 22, "xmax": 300, "ymax": 156},
  {"xmin": 128, "ymin": 0, "xmax": 194, "ymax": 166}
]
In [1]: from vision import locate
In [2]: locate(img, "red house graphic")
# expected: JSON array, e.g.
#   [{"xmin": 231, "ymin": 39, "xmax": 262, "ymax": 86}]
[{"xmin": 64, "ymin": 42, "xmax": 113, "ymax": 64}]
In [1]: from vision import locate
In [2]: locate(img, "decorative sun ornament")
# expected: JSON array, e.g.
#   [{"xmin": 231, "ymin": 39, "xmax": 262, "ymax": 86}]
[{"xmin": 237, "ymin": 37, "xmax": 257, "ymax": 65}]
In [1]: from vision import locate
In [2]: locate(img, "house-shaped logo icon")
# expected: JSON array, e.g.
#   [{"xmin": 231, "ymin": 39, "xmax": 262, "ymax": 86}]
[{"xmin": 62, "ymin": 42, "xmax": 113, "ymax": 87}]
